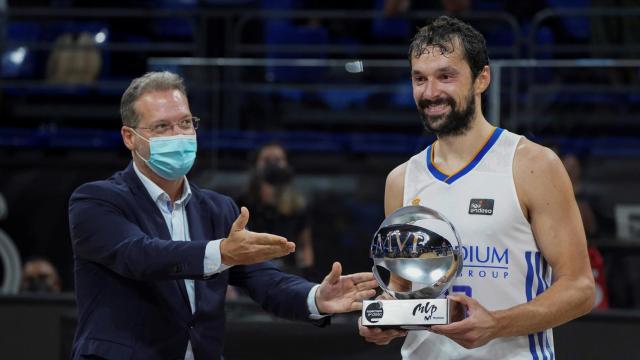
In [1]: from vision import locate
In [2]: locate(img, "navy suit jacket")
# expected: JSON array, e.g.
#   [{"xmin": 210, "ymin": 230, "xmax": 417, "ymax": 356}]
[{"xmin": 68, "ymin": 163, "xmax": 317, "ymax": 360}]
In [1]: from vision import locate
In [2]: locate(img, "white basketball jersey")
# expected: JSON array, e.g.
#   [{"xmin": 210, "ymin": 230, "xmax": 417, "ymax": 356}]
[{"xmin": 401, "ymin": 128, "xmax": 555, "ymax": 360}]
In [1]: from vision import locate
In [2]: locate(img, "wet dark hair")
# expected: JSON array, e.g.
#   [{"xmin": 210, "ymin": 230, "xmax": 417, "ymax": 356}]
[{"xmin": 408, "ymin": 16, "xmax": 489, "ymax": 79}]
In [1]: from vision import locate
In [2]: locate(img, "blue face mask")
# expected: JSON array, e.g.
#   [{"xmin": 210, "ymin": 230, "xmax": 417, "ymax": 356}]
[{"xmin": 132, "ymin": 131, "xmax": 197, "ymax": 180}]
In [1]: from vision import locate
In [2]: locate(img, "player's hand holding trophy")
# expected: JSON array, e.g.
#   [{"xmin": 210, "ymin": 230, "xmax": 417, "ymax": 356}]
[{"xmin": 362, "ymin": 205, "xmax": 465, "ymax": 329}]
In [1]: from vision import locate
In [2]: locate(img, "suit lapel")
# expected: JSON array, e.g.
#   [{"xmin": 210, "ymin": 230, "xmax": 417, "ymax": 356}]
[
  {"xmin": 121, "ymin": 162, "xmax": 192, "ymax": 310},
  {"xmin": 186, "ymin": 191, "xmax": 212, "ymax": 314}
]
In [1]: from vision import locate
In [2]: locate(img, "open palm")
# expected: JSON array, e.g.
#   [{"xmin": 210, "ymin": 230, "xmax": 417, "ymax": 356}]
[{"xmin": 315, "ymin": 262, "xmax": 378, "ymax": 314}]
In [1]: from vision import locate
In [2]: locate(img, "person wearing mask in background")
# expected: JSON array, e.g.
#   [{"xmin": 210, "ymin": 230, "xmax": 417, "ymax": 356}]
[
  {"xmin": 20, "ymin": 256, "xmax": 61, "ymax": 293},
  {"xmin": 237, "ymin": 142, "xmax": 315, "ymax": 280}
]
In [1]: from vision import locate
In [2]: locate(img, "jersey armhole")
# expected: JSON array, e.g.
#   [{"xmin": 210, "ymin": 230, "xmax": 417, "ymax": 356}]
[{"xmin": 509, "ymin": 136, "xmax": 530, "ymax": 225}]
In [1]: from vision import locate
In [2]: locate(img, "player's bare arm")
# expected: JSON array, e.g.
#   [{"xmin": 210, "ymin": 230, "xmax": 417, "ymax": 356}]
[
  {"xmin": 431, "ymin": 138, "xmax": 595, "ymax": 348},
  {"xmin": 497, "ymin": 139, "xmax": 595, "ymax": 331}
]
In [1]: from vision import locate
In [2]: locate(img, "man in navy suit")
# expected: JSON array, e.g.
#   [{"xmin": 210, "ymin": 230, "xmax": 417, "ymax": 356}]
[{"xmin": 68, "ymin": 71, "xmax": 377, "ymax": 360}]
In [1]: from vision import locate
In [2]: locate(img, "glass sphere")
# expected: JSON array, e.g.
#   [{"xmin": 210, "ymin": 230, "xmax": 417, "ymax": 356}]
[{"xmin": 370, "ymin": 205, "xmax": 463, "ymax": 299}]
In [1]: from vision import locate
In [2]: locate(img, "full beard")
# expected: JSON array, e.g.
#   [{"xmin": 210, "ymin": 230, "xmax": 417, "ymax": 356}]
[{"xmin": 418, "ymin": 90, "xmax": 476, "ymax": 137}]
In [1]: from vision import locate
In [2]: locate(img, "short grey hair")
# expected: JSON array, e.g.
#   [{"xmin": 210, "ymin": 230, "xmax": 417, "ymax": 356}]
[{"xmin": 120, "ymin": 71, "xmax": 187, "ymax": 127}]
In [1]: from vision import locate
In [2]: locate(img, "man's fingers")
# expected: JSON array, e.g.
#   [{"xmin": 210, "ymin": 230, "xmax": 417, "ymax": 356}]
[
  {"xmin": 363, "ymin": 328, "xmax": 407, "ymax": 344},
  {"xmin": 325, "ymin": 262, "xmax": 342, "ymax": 285},
  {"xmin": 350, "ymin": 290, "xmax": 377, "ymax": 311},
  {"xmin": 447, "ymin": 293, "xmax": 473, "ymax": 306},
  {"xmin": 347, "ymin": 272, "xmax": 375, "ymax": 284},
  {"xmin": 259, "ymin": 243, "xmax": 295, "ymax": 258},
  {"xmin": 431, "ymin": 317, "xmax": 470, "ymax": 335},
  {"xmin": 447, "ymin": 293, "xmax": 475, "ymax": 317},
  {"xmin": 356, "ymin": 279, "xmax": 379, "ymax": 292},
  {"xmin": 223, "ymin": 223, "xmax": 298, "ymax": 265},
  {"xmin": 251, "ymin": 232, "xmax": 290, "ymax": 246},
  {"xmin": 286, "ymin": 242, "xmax": 295, "ymax": 252},
  {"xmin": 251, "ymin": 234, "xmax": 295, "ymax": 256},
  {"xmin": 358, "ymin": 317, "xmax": 407, "ymax": 345},
  {"xmin": 231, "ymin": 207, "xmax": 250, "ymax": 232}
]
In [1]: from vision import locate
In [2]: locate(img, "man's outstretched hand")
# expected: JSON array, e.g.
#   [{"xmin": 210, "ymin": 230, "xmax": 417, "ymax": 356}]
[
  {"xmin": 315, "ymin": 262, "xmax": 378, "ymax": 314},
  {"xmin": 220, "ymin": 207, "xmax": 295, "ymax": 266}
]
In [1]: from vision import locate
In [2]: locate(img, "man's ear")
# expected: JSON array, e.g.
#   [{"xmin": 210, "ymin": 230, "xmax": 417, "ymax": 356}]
[
  {"xmin": 121, "ymin": 126, "xmax": 135, "ymax": 151},
  {"xmin": 474, "ymin": 65, "xmax": 491, "ymax": 94}
]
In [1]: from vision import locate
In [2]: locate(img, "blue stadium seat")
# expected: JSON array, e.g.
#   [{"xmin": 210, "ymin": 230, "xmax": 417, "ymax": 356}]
[
  {"xmin": 370, "ymin": 0, "xmax": 410, "ymax": 42},
  {"xmin": 261, "ymin": 0, "xmax": 300, "ymax": 10},
  {"xmin": 152, "ymin": 0, "xmax": 197, "ymax": 39},
  {"xmin": 390, "ymin": 80, "xmax": 414, "ymax": 109},
  {"xmin": 546, "ymin": 0, "xmax": 591, "ymax": 40},
  {"xmin": 318, "ymin": 89, "xmax": 370, "ymax": 111},
  {"xmin": 263, "ymin": 21, "xmax": 329, "ymax": 82}
]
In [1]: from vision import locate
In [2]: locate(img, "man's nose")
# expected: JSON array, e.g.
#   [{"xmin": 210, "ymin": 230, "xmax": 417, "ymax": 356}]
[{"xmin": 421, "ymin": 81, "xmax": 441, "ymax": 100}]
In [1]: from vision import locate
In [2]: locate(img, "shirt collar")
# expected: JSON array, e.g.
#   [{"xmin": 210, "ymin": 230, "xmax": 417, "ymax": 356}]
[{"xmin": 133, "ymin": 162, "xmax": 192, "ymax": 206}]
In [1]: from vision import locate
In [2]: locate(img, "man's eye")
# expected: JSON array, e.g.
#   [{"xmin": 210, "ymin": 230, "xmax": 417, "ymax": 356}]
[
  {"xmin": 179, "ymin": 119, "xmax": 192, "ymax": 127},
  {"xmin": 154, "ymin": 124, "xmax": 170, "ymax": 131}
]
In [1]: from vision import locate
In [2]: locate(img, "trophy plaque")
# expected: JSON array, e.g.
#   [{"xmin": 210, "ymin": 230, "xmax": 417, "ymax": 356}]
[{"xmin": 362, "ymin": 205, "xmax": 463, "ymax": 329}]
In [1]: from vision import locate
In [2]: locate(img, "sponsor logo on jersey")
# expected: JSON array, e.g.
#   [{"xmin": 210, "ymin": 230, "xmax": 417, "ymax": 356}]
[
  {"xmin": 459, "ymin": 245, "xmax": 510, "ymax": 279},
  {"xmin": 468, "ymin": 198, "xmax": 494, "ymax": 215}
]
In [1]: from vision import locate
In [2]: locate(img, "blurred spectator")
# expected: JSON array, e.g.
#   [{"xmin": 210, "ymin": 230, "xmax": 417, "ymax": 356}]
[
  {"xmin": 562, "ymin": 152, "xmax": 598, "ymax": 237},
  {"xmin": 236, "ymin": 142, "xmax": 315, "ymax": 279},
  {"xmin": 559, "ymin": 152, "xmax": 613, "ymax": 237},
  {"xmin": 561, "ymin": 152, "xmax": 610, "ymax": 309},
  {"xmin": 20, "ymin": 256, "xmax": 61, "ymax": 294},
  {"xmin": 46, "ymin": 31, "xmax": 102, "ymax": 85}
]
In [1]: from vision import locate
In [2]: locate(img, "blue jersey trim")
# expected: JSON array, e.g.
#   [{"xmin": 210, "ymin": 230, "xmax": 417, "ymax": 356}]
[
  {"xmin": 546, "ymin": 338, "xmax": 555, "ymax": 360},
  {"xmin": 541, "ymin": 256, "xmax": 555, "ymax": 360},
  {"xmin": 425, "ymin": 127, "xmax": 504, "ymax": 185},
  {"xmin": 525, "ymin": 251, "xmax": 539, "ymax": 360},
  {"xmin": 526, "ymin": 251, "xmax": 555, "ymax": 360},
  {"xmin": 425, "ymin": 145, "xmax": 449, "ymax": 182},
  {"xmin": 534, "ymin": 253, "xmax": 549, "ymax": 360}
]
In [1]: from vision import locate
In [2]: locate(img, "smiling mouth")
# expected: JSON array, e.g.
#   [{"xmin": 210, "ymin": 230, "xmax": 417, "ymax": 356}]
[{"xmin": 424, "ymin": 103, "xmax": 450, "ymax": 116}]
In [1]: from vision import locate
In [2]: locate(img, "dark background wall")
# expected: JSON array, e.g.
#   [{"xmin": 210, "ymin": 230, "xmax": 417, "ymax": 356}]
[{"xmin": 1, "ymin": 295, "xmax": 638, "ymax": 360}]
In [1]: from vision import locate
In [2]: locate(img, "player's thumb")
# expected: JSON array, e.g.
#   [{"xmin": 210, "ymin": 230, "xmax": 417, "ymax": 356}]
[
  {"xmin": 326, "ymin": 261, "xmax": 342, "ymax": 284},
  {"xmin": 231, "ymin": 206, "xmax": 250, "ymax": 232}
]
